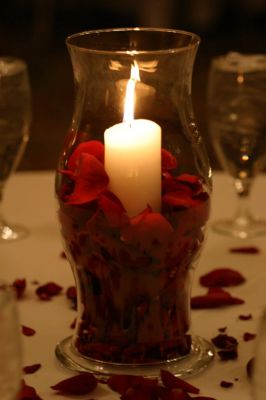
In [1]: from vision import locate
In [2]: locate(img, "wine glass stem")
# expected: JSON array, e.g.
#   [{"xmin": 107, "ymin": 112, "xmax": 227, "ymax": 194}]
[{"xmin": 233, "ymin": 179, "xmax": 253, "ymax": 228}]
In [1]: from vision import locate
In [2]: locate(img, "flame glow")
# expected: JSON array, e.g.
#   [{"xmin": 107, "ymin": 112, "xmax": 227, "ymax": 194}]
[{"xmin": 123, "ymin": 61, "xmax": 140, "ymax": 124}]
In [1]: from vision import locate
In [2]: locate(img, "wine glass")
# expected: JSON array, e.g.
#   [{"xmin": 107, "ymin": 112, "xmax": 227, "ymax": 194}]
[
  {"xmin": 207, "ymin": 52, "xmax": 266, "ymax": 239},
  {"xmin": 0, "ymin": 281, "xmax": 22, "ymax": 399},
  {"xmin": 0, "ymin": 57, "xmax": 31, "ymax": 241}
]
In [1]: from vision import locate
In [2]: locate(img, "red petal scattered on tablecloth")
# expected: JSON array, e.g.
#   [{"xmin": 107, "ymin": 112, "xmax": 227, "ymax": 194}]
[
  {"xmin": 220, "ymin": 381, "xmax": 234, "ymax": 388},
  {"xmin": 36, "ymin": 282, "xmax": 63, "ymax": 300},
  {"xmin": 19, "ymin": 379, "xmax": 42, "ymax": 400},
  {"xmin": 68, "ymin": 140, "xmax": 104, "ymax": 171},
  {"xmin": 107, "ymin": 374, "xmax": 157, "ymax": 395},
  {"xmin": 211, "ymin": 334, "xmax": 238, "ymax": 349},
  {"xmin": 229, "ymin": 246, "xmax": 260, "ymax": 254},
  {"xmin": 191, "ymin": 287, "xmax": 244, "ymax": 309},
  {"xmin": 246, "ymin": 358, "xmax": 254, "ymax": 378},
  {"xmin": 160, "ymin": 369, "xmax": 200, "ymax": 394},
  {"xmin": 211, "ymin": 333, "xmax": 238, "ymax": 361},
  {"xmin": 70, "ymin": 318, "xmax": 76, "ymax": 329},
  {"xmin": 199, "ymin": 268, "xmax": 246, "ymax": 287},
  {"xmin": 161, "ymin": 148, "xmax": 178, "ymax": 170},
  {"xmin": 13, "ymin": 278, "xmax": 26, "ymax": 299},
  {"xmin": 243, "ymin": 332, "xmax": 256, "ymax": 341},
  {"xmin": 51, "ymin": 372, "xmax": 97, "ymax": 395},
  {"xmin": 67, "ymin": 153, "xmax": 109, "ymax": 205},
  {"xmin": 23, "ymin": 364, "xmax": 42, "ymax": 374},
  {"xmin": 238, "ymin": 314, "xmax": 252, "ymax": 320},
  {"xmin": 157, "ymin": 386, "xmax": 191, "ymax": 400},
  {"xmin": 60, "ymin": 251, "xmax": 67, "ymax": 259},
  {"xmin": 21, "ymin": 325, "xmax": 36, "ymax": 336}
]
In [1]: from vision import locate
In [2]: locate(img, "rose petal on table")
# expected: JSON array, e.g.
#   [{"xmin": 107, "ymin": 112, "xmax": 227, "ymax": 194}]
[
  {"xmin": 67, "ymin": 153, "xmax": 109, "ymax": 205},
  {"xmin": 220, "ymin": 381, "xmax": 234, "ymax": 388},
  {"xmin": 191, "ymin": 287, "xmax": 244, "ymax": 309},
  {"xmin": 229, "ymin": 246, "xmax": 260, "ymax": 254},
  {"xmin": 23, "ymin": 363, "xmax": 42, "ymax": 374},
  {"xmin": 60, "ymin": 250, "xmax": 67, "ymax": 259},
  {"xmin": 157, "ymin": 386, "xmax": 191, "ymax": 400},
  {"xmin": 19, "ymin": 379, "xmax": 42, "ymax": 399},
  {"xmin": 161, "ymin": 148, "xmax": 178, "ymax": 170},
  {"xmin": 51, "ymin": 372, "xmax": 97, "ymax": 395},
  {"xmin": 160, "ymin": 369, "xmax": 200, "ymax": 394},
  {"xmin": 218, "ymin": 327, "xmax": 227, "ymax": 333},
  {"xmin": 211, "ymin": 333, "xmax": 238, "ymax": 349},
  {"xmin": 243, "ymin": 332, "xmax": 256, "ymax": 341},
  {"xmin": 246, "ymin": 358, "xmax": 254, "ymax": 379},
  {"xmin": 36, "ymin": 282, "xmax": 63, "ymax": 300},
  {"xmin": 21, "ymin": 325, "xmax": 36, "ymax": 336},
  {"xmin": 107, "ymin": 374, "xmax": 157, "ymax": 395},
  {"xmin": 218, "ymin": 348, "xmax": 238, "ymax": 360},
  {"xmin": 70, "ymin": 317, "xmax": 76, "ymax": 329},
  {"xmin": 13, "ymin": 278, "xmax": 27, "ymax": 299},
  {"xmin": 68, "ymin": 140, "xmax": 104, "ymax": 171},
  {"xmin": 199, "ymin": 268, "xmax": 246, "ymax": 287},
  {"xmin": 238, "ymin": 313, "xmax": 253, "ymax": 320}
]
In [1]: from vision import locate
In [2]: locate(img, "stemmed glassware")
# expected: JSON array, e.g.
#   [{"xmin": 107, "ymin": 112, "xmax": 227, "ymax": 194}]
[
  {"xmin": 207, "ymin": 52, "xmax": 266, "ymax": 239},
  {"xmin": 0, "ymin": 57, "xmax": 31, "ymax": 241},
  {"xmin": 0, "ymin": 281, "xmax": 22, "ymax": 400}
]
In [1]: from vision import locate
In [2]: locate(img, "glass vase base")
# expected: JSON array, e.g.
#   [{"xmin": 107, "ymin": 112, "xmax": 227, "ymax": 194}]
[
  {"xmin": 212, "ymin": 218, "xmax": 266, "ymax": 239},
  {"xmin": 0, "ymin": 224, "xmax": 29, "ymax": 242},
  {"xmin": 55, "ymin": 335, "xmax": 215, "ymax": 379}
]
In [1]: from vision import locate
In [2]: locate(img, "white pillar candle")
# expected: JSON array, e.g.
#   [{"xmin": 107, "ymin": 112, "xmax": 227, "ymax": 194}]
[
  {"xmin": 104, "ymin": 119, "xmax": 161, "ymax": 216},
  {"xmin": 104, "ymin": 62, "xmax": 161, "ymax": 217}
]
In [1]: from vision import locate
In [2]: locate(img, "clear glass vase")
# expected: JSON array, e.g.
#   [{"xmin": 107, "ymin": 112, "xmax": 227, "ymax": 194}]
[{"xmin": 55, "ymin": 27, "xmax": 213, "ymax": 378}]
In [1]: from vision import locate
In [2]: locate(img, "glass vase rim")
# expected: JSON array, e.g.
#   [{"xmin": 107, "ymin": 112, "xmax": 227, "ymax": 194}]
[{"xmin": 66, "ymin": 27, "xmax": 201, "ymax": 55}]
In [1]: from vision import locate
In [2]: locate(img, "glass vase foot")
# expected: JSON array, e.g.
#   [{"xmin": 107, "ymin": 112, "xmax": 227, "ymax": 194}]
[
  {"xmin": 55, "ymin": 335, "xmax": 214, "ymax": 379},
  {"xmin": 0, "ymin": 223, "xmax": 29, "ymax": 242},
  {"xmin": 212, "ymin": 218, "xmax": 266, "ymax": 239}
]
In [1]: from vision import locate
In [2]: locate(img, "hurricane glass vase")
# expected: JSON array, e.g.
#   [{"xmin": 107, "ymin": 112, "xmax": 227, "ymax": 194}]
[{"xmin": 55, "ymin": 28, "xmax": 213, "ymax": 378}]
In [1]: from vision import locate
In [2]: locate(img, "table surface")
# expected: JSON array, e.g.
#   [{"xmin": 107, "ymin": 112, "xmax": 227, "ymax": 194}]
[{"xmin": 2, "ymin": 170, "xmax": 266, "ymax": 400}]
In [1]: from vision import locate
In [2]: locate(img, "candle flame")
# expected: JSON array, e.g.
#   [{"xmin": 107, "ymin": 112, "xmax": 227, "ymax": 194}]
[{"xmin": 123, "ymin": 61, "xmax": 140, "ymax": 124}]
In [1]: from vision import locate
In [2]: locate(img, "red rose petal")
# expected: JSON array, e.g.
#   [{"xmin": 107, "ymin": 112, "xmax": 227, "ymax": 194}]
[
  {"xmin": 211, "ymin": 334, "xmax": 238, "ymax": 349},
  {"xmin": 193, "ymin": 398, "xmax": 216, "ymax": 400},
  {"xmin": 13, "ymin": 278, "xmax": 26, "ymax": 299},
  {"xmin": 220, "ymin": 381, "xmax": 234, "ymax": 388},
  {"xmin": 51, "ymin": 372, "xmax": 97, "ymax": 395},
  {"xmin": 218, "ymin": 327, "xmax": 227, "ymax": 333},
  {"xmin": 176, "ymin": 173, "xmax": 202, "ymax": 192},
  {"xmin": 238, "ymin": 314, "xmax": 252, "ymax": 320},
  {"xmin": 160, "ymin": 369, "xmax": 200, "ymax": 394},
  {"xmin": 163, "ymin": 191, "xmax": 202, "ymax": 209},
  {"xmin": 243, "ymin": 332, "xmax": 256, "ymax": 341},
  {"xmin": 218, "ymin": 348, "xmax": 238, "ymax": 360},
  {"xmin": 246, "ymin": 358, "xmax": 254, "ymax": 379},
  {"xmin": 66, "ymin": 285, "xmax": 77, "ymax": 309},
  {"xmin": 70, "ymin": 318, "xmax": 76, "ymax": 329},
  {"xmin": 36, "ymin": 282, "xmax": 62, "ymax": 300},
  {"xmin": 22, "ymin": 325, "xmax": 36, "ymax": 336},
  {"xmin": 19, "ymin": 379, "xmax": 42, "ymax": 399},
  {"xmin": 157, "ymin": 386, "xmax": 191, "ymax": 400},
  {"xmin": 121, "ymin": 208, "xmax": 174, "ymax": 252},
  {"xmin": 68, "ymin": 140, "xmax": 104, "ymax": 171},
  {"xmin": 161, "ymin": 148, "xmax": 178, "ymax": 170},
  {"xmin": 191, "ymin": 287, "xmax": 244, "ymax": 309},
  {"xmin": 60, "ymin": 251, "xmax": 67, "ymax": 259},
  {"xmin": 67, "ymin": 153, "xmax": 109, "ymax": 205},
  {"xmin": 107, "ymin": 374, "xmax": 157, "ymax": 395},
  {"xmin": 99, "ymin": 190, "xmax": 128, "ymax": 228},
  {"xmin": 229, "ymin": 246, "xmax": 260, "ymax": 254},
  {"xmin": 23, "ymin": 364, "xmax": 42, "ymax": 374},
  {"xmin": 199, "ymin": 268, "xmax": 246, "ymax": 287}
]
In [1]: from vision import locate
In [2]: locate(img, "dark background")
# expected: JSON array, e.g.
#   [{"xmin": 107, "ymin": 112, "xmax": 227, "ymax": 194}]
[{"xmin": 1, "ymin": 0, "xmax": 265, "ymax": 171}]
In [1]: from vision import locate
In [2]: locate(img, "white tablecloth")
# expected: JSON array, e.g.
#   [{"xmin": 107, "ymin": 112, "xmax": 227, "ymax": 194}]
[{"xmin": 1, "ymin": 171, "xmax": 266, "ymax": 400}]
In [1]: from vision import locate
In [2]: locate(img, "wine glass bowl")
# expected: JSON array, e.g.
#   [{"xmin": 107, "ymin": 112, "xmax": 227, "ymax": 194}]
[
  {"xmin": 0, "ymin": 57, "xmax": 31, "ymax": 241},
  {"xmin": 207, "ymin": 52, "xmax": 266, "ymax": 239}
]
